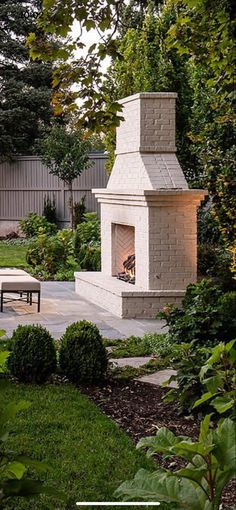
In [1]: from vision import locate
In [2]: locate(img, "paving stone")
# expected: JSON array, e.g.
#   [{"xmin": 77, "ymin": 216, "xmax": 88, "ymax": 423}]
[
  {"xmin": 138, "ymin": 369, "xmax": 177, "ymax": 388},
  {"xmin": 111, "ymin": 357, "xmax": 153, "ymax": 368},
  {"xmin": 0, "ymin": 282, "xmax": 164, "ymax": 339}
]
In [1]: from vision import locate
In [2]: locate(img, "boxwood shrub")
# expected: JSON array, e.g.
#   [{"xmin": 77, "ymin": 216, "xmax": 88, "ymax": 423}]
[
  {"xmin": 8, "ymin": 325, "xmax": 57, "ymax": 384},
  {"xmin": 59, "ymin": 321, "xmax": 107, "ymax": 384}
]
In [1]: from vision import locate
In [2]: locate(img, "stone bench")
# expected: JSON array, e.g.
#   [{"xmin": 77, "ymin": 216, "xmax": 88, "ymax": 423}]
[{"xmin": 0, "ymin": 270, "xmax": 41, "ymax": 312}]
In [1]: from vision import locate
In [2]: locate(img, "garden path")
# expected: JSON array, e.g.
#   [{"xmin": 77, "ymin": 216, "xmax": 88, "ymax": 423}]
[{"xmin": 0, "ymin": 281, "xmax": 165, "ymax": 339}]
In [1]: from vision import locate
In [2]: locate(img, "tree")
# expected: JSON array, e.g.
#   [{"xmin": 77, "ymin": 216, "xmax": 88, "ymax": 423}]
[
  {"xmin": 166, "ymin": 0, "xmax": 236, "ymax": 262},
  {"xmin": 28, "ymin": 0, "xmax": 235, "ymax": 269},
  {"xmin": 0, "ymin": 0, "xmax": 54, "ymax": 158},
  {"xmin": 103, "ymin": 4, "xmax": 194, "ymax": 178},
  {"xmin": 36, "ymin": 127, "xmax": 92, "ymax": 229}
]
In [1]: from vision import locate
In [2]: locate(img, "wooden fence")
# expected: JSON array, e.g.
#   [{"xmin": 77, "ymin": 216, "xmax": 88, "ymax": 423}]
[{"xmin": 0, "ymin": 154, "xmax": 108, "ymax": 233}]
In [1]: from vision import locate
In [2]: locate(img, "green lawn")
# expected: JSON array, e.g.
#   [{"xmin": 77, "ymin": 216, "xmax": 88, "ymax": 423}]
[
  {"xmin": 0, "ymin": 241, "xmax": 28, "ymax": 268},
  {"xmin": 2, "ymin": 384, "xmax": 161, "ymax": 510}
]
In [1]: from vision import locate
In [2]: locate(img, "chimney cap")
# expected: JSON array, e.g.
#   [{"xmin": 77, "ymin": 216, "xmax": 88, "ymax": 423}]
[{"xmin": 119, "ymin": 92, "xmax": 178, "ymax": 105}]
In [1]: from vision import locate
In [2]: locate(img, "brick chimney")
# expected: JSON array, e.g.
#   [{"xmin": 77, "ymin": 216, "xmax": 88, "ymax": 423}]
[{"xmin": 107, "ymin": 92, "xmax": 188, "ymax": 190}]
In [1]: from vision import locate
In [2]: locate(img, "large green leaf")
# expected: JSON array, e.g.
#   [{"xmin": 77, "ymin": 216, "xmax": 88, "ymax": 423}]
[
  {"xmin": 1, "ymin": 400, "xmax": 31, "ymax": 425},
  {"xmin": 172, "ymin": 441, "xmax": 214, "ymax": 459},
  {"xmin": 3, "ymin": 461, "xmax": 27, "ymax": 480},
  {"xmin": 193, "ymin": 392, "xmax": 217, "ymax": 409},
  {"xmin": 115, "ymin": 468, "xmax": 208, "ymax": 510},
  {"xmin": 214, "ymin": 468, "xmax": 236, "ymax": 508},
  {"xmin": 175, "ymin": 466, "xmax": 208, "ymax": 488},
  {"xmin": 0, "ymin": 351, "xmax": 9, "ymax": 369},
  {"xmin": 16, "ymin": 456, "xmax": 49, "ymax": 474},
  {"xmin": 203, "ymin": 374, "xmax": 224, "ymax": 394},
  {"xmin": 212, "ymin": 396, "xmax": 235, "ymax": 414},
  {"xmin": 199, "ymin": 414, "xmax": 213, "ymax": 443},
  {"xmin": 213, "ymin": 418, "xmax": 236, "ymax": 469},
  {"xmin": 137, "ymin": 428, "xmax": 189, "ymax": 457}
]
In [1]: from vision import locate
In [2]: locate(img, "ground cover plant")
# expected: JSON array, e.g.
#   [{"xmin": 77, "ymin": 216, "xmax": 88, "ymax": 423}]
[{"xmin": 103, "ymin": 333, "xmax": 177, "ymax": 360}]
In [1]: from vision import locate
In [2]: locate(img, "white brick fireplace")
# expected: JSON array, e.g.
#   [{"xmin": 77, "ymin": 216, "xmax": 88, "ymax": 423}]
[{"xmin": 75, "ymin": 93, "xmax": 207, "ymax": 318}]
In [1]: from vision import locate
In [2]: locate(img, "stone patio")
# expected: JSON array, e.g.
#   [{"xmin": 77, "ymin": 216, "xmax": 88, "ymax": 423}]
[{"xmin": 0, "ymin": 281, "xmax": 166, "ymax": 339}]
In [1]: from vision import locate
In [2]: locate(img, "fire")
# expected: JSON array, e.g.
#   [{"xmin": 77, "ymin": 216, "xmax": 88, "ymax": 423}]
[{"xmin": 117, "ymin": 254, "xmax": 135, "ymax": 284}]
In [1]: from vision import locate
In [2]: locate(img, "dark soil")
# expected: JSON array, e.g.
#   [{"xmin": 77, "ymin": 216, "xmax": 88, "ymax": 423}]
[{"xmin": 82, "ymin": 379, "xmax": 236, "ymax": 509}]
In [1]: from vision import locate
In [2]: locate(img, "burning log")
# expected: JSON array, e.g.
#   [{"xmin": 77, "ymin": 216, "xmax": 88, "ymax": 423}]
[{"xmin": 117, "ymin": 253, "xmax": 135, "ymax": 284}]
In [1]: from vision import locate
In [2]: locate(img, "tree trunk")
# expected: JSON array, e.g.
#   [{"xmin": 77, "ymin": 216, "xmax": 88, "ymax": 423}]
[{"xmin": 67, "ymin": 181, "xmax": 75, "ymax": 230}]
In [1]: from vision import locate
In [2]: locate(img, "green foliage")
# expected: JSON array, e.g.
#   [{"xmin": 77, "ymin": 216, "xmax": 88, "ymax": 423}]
[
  {"xmin": 75, "ymin": 212, "xmax": 100, "ymax": 246},
  {"xmin": 158, "ymin": 280, "xmax": 236, "ymax": 347},
  {"xmin": 143, "ymin": 333, "xmax": 180, "ymax": 361},
  {"xmin": 43, "ymin": 195, "xmax": 57, "ymax": 225},
  {"xmin": 75, "ymin": 212, "xmax": 101, "ymax": 271},
  {"xmin": 197, "ymin": 245, "xmax": 235, "ymax": 291},
  {"xmin": 166, "ymin": 0, "xmax": 235, "ymax": 260},
  {"xmin": 164, "ymin": 343, "xmax": 208, "ymax": 414},
  {"xmin": 0, "ymin": 0, "xmax": 54, "ymax": 158},
  {"xmin": 26, "ymin": 228, "xmax": 78, "ymax": 277},
  {"xmin": 19, "ymin": 212, "xmax": 57, "ymax": 238},
  {"xmin": 106, "ymin": 333, "xmax": 179, "ymax": 361},
  {"xmin": 193, "ymin": 339, "xmax": 236, "ymax": 418},
  {"xmin": 59, "ymin": 321, "xmax": 108, "ymax": 384},
  {"xmin": 37, "ymin": 127, "xmax": 91, "ymax": 185},
  {"xmin": 74, "ymin": 195, "xmax": 86, "ymax": 227},
  {"xmin": 197, "ymin": 207, "xmax": 222, "ymax": 246},
  {"xmin": 78, "ymin": 245, "xmax": 101, "ymax": 271},
  {"xmin": 104, "ymin": 5, "xmax": 194, "ymax": 179},
  {"xmin": 36, "ymin": 126, "xmax": 92, "ymax": 228},
  {"xmin": 202, "ymin": 146, "xmax": 236, "ymax": 269},
  {"xmin": 116, "ymin": 415, "xmax": 236, "ymax": 510},
  {"xmin": 8, "ymin": 325, "xmax": 57, "ymax": 384}
]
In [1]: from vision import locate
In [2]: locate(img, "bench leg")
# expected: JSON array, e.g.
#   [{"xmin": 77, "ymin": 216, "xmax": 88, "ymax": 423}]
[
  {"xmin": 0, "ymin": 291, "xmax": 3, "ymax": 312},
  {"xmin": 37, "ymin": 291, "xmax": 41, "ymax": 313}
]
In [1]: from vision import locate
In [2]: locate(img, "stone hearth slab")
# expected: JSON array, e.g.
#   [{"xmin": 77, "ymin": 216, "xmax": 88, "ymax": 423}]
[{"xmin": 75, "ymin": 272, "xmax": 185, "ymax": 319}]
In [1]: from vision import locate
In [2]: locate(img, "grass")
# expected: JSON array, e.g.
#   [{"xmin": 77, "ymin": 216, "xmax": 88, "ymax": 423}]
[
  {"xmin": 0, "ymin": 240, "xmax": 28, "ymax": 268},
  {"xmin": 2, "ymin": 383, "xmax": 164, "ymax": 510}
]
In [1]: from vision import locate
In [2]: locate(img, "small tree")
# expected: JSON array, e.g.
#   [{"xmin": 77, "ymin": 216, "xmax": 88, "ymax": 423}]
[{"xmin": 37, "ymin": 126, "xmax": 91, "ymax": 229}]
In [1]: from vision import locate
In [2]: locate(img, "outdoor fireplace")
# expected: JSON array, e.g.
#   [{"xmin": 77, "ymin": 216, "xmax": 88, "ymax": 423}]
[{"xmin": 75, "ymin": 92, "xmax": 207, "ymax": 318}]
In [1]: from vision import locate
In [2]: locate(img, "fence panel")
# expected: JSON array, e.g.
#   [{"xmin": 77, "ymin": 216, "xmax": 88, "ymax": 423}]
[{"xmin": 0, "ymin": 154, "xmax": 108, "ymax": 231}]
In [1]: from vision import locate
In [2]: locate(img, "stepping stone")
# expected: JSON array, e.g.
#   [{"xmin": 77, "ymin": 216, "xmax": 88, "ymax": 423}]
[
  {"xmin": 138, "ymin": 369, "xmax": 178, "ymax": 388},
  {"xmin": 111, "ymin": 356, "xmax": 153, "ymax": 368}
]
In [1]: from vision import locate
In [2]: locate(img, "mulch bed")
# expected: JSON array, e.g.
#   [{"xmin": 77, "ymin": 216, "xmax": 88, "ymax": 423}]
[{"xmin": 82, "ymin": 379, "xmax": 235, "ymax": 509}]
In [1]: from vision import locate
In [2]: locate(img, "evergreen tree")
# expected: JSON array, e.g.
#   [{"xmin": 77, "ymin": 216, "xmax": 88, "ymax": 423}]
[{"xmin": 0, "ymin": 0, "xmax": 53, "ymax": 158}]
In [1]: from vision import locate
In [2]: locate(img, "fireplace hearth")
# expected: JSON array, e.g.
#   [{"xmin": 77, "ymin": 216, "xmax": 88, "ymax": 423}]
[{"xmin": 75, "ymin": 92, "xmax": 207, "ymax": 318}]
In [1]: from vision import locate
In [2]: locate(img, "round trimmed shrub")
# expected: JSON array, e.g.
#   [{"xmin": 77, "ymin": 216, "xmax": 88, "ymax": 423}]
[
  {"xmin": 8, "ymin": 325, "xmax": 57, "ymax": 384},
  {"xmin": 59, "ymin": 321, "xmax": 107, "ymax": 384}
]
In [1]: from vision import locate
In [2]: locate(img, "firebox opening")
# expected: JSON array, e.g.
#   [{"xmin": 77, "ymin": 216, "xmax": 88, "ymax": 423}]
[{"xmin": 111, "ymin": 223, "xmax": 135, "ymax": 284}]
